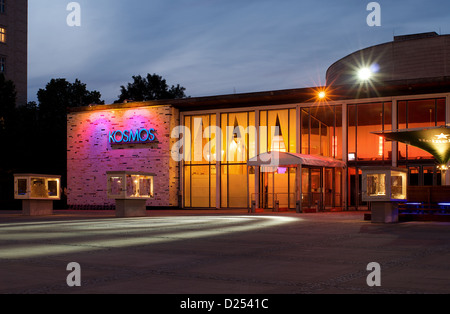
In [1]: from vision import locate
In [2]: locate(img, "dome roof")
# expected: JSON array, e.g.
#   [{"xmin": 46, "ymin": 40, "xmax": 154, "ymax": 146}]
[{"xmin": 326, "ymin": 32, "xmax": 450, "ymax": 86}]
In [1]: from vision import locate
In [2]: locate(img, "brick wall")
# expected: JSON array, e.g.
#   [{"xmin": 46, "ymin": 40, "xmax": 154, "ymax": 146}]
[{"xmin": 67, "ymin": 104, "xmax": 180, "ymax": 208}]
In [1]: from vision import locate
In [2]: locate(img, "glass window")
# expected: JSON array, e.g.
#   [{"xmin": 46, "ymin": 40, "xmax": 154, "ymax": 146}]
[
  {"xmin": 383, "ymin": 102, "xmax": 392, "ymax": 160},
  {"xmin": 191, "ymin": 166, "xmax": 210, "ymax": 207},
  {"xmin": 125, "ymin": 174, "xmax": 153, "ymax": 198},
  {"xmin": 397, "ymin": 99, "xmax": 444, "ymax": 160},
  {"xmin": 184, "ymin": 167, "xmax": 191, "ymax": 207},
  {"xmin": 183, "ymin": 114, "xmax": 218, "ymax": 208},
  {"xmin": 260, "ymin": 109, "xmax": 296, "ymax": 154},
  {"xmin": 0, "ymin": 0, "xmax": 5, "ymax": 14},
  {"xmin": 407, "ymin": 99, "xmax": 436, "ymax": 160},
  {"xmin": 397, "ymin": 100, "xmax": 407, "ymax": 160},
  {"xmin": 227, "ymin": 164, "xmax": 248, "ymax": 208},
  {"xmin": 334, "ymin": 106, "xmax": 343, "ymax": 159},
  {"xmin": 31, "ymin": 178, "xmax": 48, "ymax": 198},
  {"xmin": 391, "ymin": 171, "xmax": 407, "ymax": 199},
  {"xmin": 0, "ymin": 57, "xmax": 5, "ymax": 73},
  {"xmin": 126, "ymin": 175, "xmax": 138, "ymax": 197},
  {"xmin": 302, "ymin": 106, "xmax": 341, "ymax": 158},
  {"xmin": 47, "ymin": 180, "xmax": 59, "ymax": 197},
  {"xmin": 222, "ymin": 112, "xmax": 253, "ymax": 163},
  {"xmin": 348, "ymin": 105, "xmax": 357, "ymax": 160},
  {"xmin": 0, "ymin": 27, "xmax": 5, "ymax": 43},
  {"xmin": 17, "ymin": 179, "xmax": 27, "ymax": 196},
  {"xmin": 311, "ymin": 106, "xmax": 334, "ymax": 157},
  {"xmin": 109, "ymin": 176, "xmax": 122, "ymax": 195},
  {"xmin": 301, "ymin": 109, "xmax": 309, "ymax": 154},
  {"xmin": 367, "ymin": 174, "xmax": 386, "ymax": 196},
  {"xmin": 356, "ymin": 103, "xmax": 383, "ymax": 160},
  {"xmin": 220, "ymin": 111, "xmax": 255, "ymax": 208}
]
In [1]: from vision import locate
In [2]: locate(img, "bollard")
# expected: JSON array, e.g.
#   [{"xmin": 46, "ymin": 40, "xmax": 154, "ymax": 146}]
[{"xmin": 274, "ymin": 200, "xmax": 280, "ymax": 212}]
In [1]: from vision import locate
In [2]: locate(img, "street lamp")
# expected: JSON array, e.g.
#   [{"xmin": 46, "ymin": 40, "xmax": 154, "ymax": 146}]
[{"xmin": 358, "ymin": 67, "xmax": 373, "ymax": 81}]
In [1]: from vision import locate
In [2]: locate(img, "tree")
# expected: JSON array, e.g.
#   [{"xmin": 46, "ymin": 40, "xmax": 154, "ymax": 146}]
[
  {"xmin": 36, "ymin": 79, "xmax": 104, "ymax": 207},
  {"xmin": 37, "ymin": 78, "xmax": 104, "ymax": 136},
  {"xmin": 38, "ymin": 78, "xmax": 103, "ymax": 110},
  {"xmin": 0, "ymin": 73, "xmax": 16, "ymax": 132},
  {"xmin": 116, "ymin": 73, "xmax": 187, "ymax": 103},
  {"xmin": 0, "ymin": 74, "xmax": 17, "ymax": 208}
]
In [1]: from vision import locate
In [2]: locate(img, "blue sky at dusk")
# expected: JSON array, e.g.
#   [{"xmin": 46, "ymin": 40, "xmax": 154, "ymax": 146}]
[{"xmin": 28, "ymin": 0, "xmax": 450, "ymax": 104}]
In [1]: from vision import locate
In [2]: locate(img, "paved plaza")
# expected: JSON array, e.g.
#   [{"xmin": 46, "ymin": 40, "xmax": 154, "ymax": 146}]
[{"xmin": 0, "ymin": 209, "xmax": 449, "ymax": 294}]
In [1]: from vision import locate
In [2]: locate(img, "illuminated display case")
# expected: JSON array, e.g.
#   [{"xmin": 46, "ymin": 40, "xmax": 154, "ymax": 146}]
[
  {"xmin": 107, "ymin": 171, "xmax": 155, "ymax": 217},
  {"xmin": 14, "ymin": 174, "xmax": 61, "ymax": 216},
  {"xmin": 362, "ymin": 167, "xmax": 407, "ymax": 202},
  {"xmin": 107, "ymin": 171, "xmax": 154, "ymax": 200},
  {"xmin": 14, "ymin": 174, "xmax": 61, "ymax": 201},
  {"xmin": 361, "ymin": 167, "xmax": 408, "ymax": 223}
]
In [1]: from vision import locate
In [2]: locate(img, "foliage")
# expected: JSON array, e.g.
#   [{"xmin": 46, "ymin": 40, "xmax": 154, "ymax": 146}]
[{"xmin": 116, "ymin": 73, "xmax": 187, "ymax": 103}]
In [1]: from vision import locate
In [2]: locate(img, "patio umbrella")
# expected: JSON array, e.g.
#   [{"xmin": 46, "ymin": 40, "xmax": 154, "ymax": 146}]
[{"xmin": 373, "ymin": 125, "xmax": 450, "ymax": 165}]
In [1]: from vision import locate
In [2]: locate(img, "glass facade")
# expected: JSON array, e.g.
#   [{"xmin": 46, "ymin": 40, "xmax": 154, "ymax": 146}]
[
  {"xmin": 181, "ymin": 96, "xmax": 448, "ymax": 209},
  {"xmin": 183, "ymin": 114, "xmax": 217, "ymax": 208},
  {"xmin": 348, "ymin": 102, "xmax": 392, "ymax": 162}
]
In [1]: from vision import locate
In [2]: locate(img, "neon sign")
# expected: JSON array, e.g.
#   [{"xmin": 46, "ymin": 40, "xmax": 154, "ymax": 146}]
[{"xmin": 109, "ymin": 128, "xmax": 156, "ymax": 144}]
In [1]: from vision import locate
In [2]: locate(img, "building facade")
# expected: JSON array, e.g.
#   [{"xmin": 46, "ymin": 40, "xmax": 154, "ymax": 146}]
[
  {"xmin": 67, "ymin": 33, "xmax": 450, "ymax": 211},
  {"xmin": 0, "ymin": 0, "xmax": 28, "ymax": 106}
]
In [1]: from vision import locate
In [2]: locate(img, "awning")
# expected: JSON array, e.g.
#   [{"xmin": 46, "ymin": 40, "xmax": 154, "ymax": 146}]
[
  {"xmin": 247, "ymin": 152, "xmax": 346, "ymax": 168},
  {"xmin": 373, "ymin": 125, "xmax": 450, "ymax": 165}
]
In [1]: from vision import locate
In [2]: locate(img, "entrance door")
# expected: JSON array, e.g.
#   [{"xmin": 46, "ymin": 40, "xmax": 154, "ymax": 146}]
[
  {"xmin": 348, "ymin": 167, "xmax": 366, "ymax": 210},
  {"xmin": 324, "ymin": 168, "xmax": 334, "ymax": 209},
  {"xmin": 310, "ymin": 168, "xmax": 323, "ymax": 210},
  {"xmin": 259, "ymin": 167, "xmax": 296, "ymax": 210}
]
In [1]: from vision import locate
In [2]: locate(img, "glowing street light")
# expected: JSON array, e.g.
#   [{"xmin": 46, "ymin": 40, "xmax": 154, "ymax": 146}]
[
  {"xmin": 318, "ymin": 91, "xmax": 326, "ymax": 99},
  {"xmin": 358, "ymin": 67, "xmax": 373, "ymax": 81}
]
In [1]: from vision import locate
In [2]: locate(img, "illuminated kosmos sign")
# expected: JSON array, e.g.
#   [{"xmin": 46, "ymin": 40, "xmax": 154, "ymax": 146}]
[{"xmin": 109, "ymin": 128, "xmax": 156, "ymax": 144}]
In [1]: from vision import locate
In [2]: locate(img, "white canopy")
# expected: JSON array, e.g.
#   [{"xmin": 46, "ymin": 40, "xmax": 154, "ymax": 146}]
[{"xmin": 247, "ymin": 152, "xmax": 346, "ymax": 168}]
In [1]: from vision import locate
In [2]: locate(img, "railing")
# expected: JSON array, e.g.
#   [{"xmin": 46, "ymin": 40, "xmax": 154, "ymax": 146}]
[{"xmin": 251, "ymin": 193, "xmax": 297, "ymax": 211}]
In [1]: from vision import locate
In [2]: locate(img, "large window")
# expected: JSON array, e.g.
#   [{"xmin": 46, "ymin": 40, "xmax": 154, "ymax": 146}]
[
  {"xmin": 183, "ymin": 114, "xmax": 217, "ymax": 208},
  {"xmin": 348, "ymin": 102, "xmax": 392, "ymax": 162},
  {"xmin": 0, "ymin": 0, "xmax": 5, "ymax": 14},
  {"xmin": 221, "ymin": 111, "xmax": 255, "ymax": 208},
  {"xmin": 301, "ymin": 105, "xmax": 342, "ymax": 159},
  {"xmin": 259, "ymin": 109, "xmax": 296, "ymax": 154},
  {"xmin": 398, "ymin": 98, "xmax": 445, "ymax": 160},
  {"xmin": 183, "ymin": 111, "xmax": 256, "ymax": 208}
]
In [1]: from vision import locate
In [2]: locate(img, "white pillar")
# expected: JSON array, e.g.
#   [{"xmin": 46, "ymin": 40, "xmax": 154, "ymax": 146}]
[
  {"xmin": 342, "ymin": 103, "xmax": 348, "ymax": 210},
  {"xmin": 216, "ymin": 112, "xmax": 221, "ymax": 208}
]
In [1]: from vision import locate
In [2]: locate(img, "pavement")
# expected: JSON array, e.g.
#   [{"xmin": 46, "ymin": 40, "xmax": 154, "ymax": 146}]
[{"xmin": 1, "ymin": 209, "xmax": 450, "ymax": 295}]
